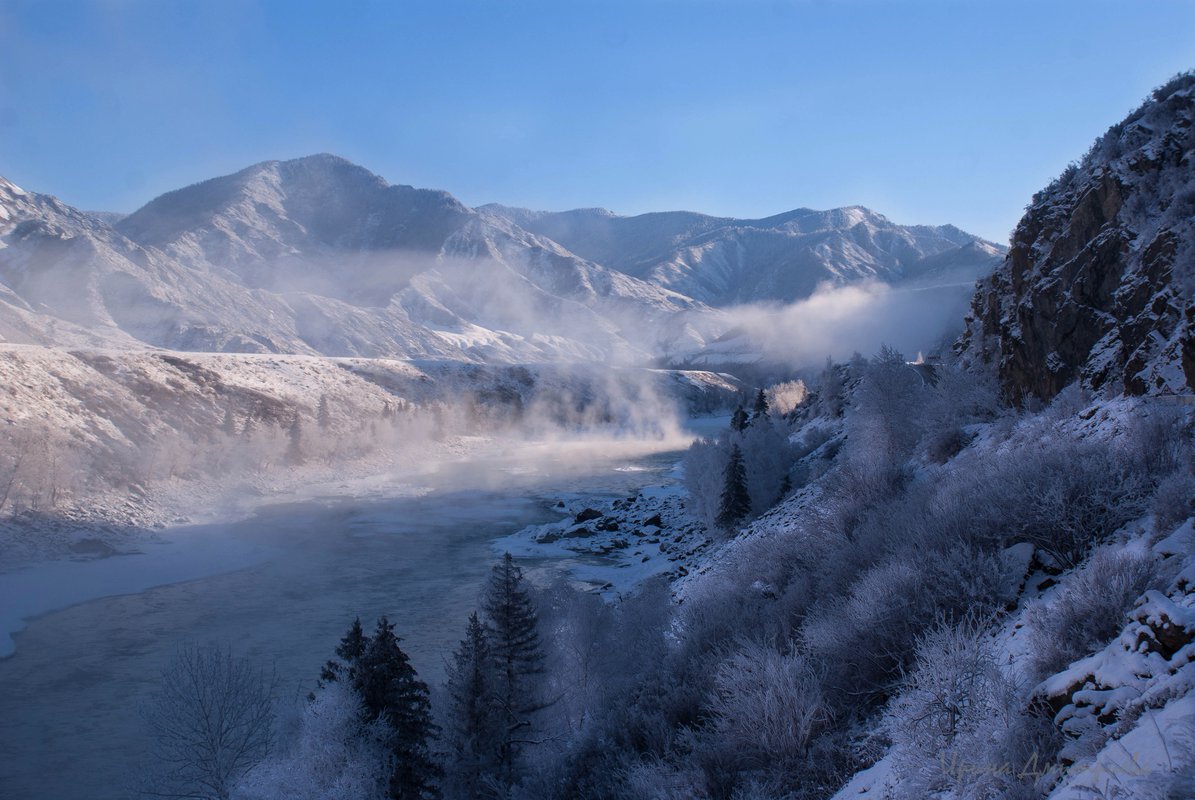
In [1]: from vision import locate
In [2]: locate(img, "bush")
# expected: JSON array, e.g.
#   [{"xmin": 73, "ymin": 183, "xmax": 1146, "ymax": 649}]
[
  {"xmin": 1005, "ymin": 443, "xmax": 1151, "ymax": 569},
  {"xmin": 1025, "ymin": 547, "xmax": 1164, "ymax": 679},
  {"xmin": 238, "ymin": 683, "xmax": 390, "ymax": 800},
  {"xmin": 884, "ymin": 616, "xmax": 1044, "ymax": 800},
  {"xmin": 924, "ymin": 424, "xmax": 971, "ymax": 464},
  {"xmin": 1151, "ymin": 468, "xmax": 1195, "ymax": 534},
  {"xmin": 706, "ymin": 642, "xmax": 830, "ymax": 770}
]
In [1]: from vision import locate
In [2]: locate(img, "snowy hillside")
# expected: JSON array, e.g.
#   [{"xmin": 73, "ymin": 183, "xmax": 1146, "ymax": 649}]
[{"xmin": 0, "ymin": 343, "xmax": 739, "ymax": 563}]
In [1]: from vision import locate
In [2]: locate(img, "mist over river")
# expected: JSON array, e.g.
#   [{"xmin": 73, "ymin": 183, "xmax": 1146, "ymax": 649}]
[{"xmin": 0, "ymin": 429, "xmax": 709, "ymax": 800}]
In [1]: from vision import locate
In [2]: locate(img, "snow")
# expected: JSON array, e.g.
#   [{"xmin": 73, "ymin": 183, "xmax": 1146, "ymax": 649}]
[
  {"xmin": 1049, "ymin": 699, "xmax": 1195, "ymax": 799},
  {"xmin": 830, "ymin": 757, "xmax": 898, "ymax": 799}
]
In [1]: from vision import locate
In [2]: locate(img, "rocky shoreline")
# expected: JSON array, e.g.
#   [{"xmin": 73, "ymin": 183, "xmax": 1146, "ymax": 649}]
[{"xmin": 498, "ymin": 478, "xmax": 715, "ymax": 594}]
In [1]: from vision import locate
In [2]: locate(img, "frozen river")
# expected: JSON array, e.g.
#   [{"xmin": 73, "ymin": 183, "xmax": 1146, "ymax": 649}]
[{"xmin": 0, "ymin": 433, "xmax": 698, "ymax": 800}]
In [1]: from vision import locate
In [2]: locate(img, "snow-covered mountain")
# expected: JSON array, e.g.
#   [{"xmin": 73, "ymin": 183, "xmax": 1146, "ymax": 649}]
[
  {"xmin": 1, "ymin": 156, "xmax": 1001, "ymax": 366},
  {"xmin": 482, "ymin": 203, "xmax": 1004, "ymax": 306},
  {"xmin": 960, "ymin": 73, "xmax": 1195, "ymax": 400},
  {"xmin": 1, "ymin": 158, "xmax": 722, "ymax": 363}
]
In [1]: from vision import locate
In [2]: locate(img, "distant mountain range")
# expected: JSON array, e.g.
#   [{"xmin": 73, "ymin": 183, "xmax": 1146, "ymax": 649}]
[{"xmin": 0, "ymin": 155, "xmax": 1004, "ymax": 365}]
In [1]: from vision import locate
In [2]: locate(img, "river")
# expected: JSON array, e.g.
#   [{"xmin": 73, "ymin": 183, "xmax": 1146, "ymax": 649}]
[{"xmin": 0, "ymin": 432, "xmax": 699, "ymax": 800}]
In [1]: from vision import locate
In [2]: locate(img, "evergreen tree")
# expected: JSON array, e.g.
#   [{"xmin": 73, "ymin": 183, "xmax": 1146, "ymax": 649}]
[
  {"xmin": 222, "ymin": 407, "xmax": 237, "ymax": 437},
  {"xmin": 751, "ymin": 388, "xmax": 769, "ymax": 421},
  {"xmin": 286, "ymin": 416, "xmax": 305, "ymax": 465},
  {"xmin": 730, "ymin": 405, "xmax": 749, "ymax": 432},
  {"xmin": 443, "ymin": 613, "xmax": 500, "ymax": 799},
  {"xmin": 716, "ymin": 444, "xmax": 751, "ymax": 530},
  {"xmin": 776, "ymin": 471, "xmax": 793, "ymax": 504},
  {"xmin": 318, "ymin": 395, "xmax": 333, "ymax": 432},
  {"xmin": 481, "ymin": 553, "xmax": 547, "ymax": 789},
  {"xmin": 355, "ymin": 617, "xmax": 441, "ymax": 800},
  {"xmin": 319, "ymin": 617, "xmax": 369, "ymax": 686}
]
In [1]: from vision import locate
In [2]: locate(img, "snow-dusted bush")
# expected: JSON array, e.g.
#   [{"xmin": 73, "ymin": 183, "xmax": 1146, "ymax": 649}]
[
  {"xmin": 845, "ymin": 345, "xmax": 926, "ymax": 465},
  {"xmin": 765, "ymin": 380, "xmax": 808, "ymax": 416},
  {"xmin": 682, "ymin": 411, "xmax": 798, "ymax": 533},
  {"xmin": 1005, "ymin": 442, "xmax": 1151, "ymax": 568},
  {"xmin": 739, "ymin": 418, "xmax": 796, "ymax": 515},
  {"xmin": 1026, "ymin": 547, "xmax": 1164, "ymax": 679},
  {"xmin": 1151, "ymin": 468, "xmax": 1195, "ymax": 533},
  {"xmin": 236, "ymin": 682, "xmax": 390, "ymax": 800},
  {"xmin": 683, "ymin": 436, "xmax": 730, "ymax": 532},
  {"xmin": 885, "ymin": 616, "xmax": 1042, "ymax": 800},
  {"xmin": 707, "ymin": 641, "xmax": 830, "ymax": 768}
]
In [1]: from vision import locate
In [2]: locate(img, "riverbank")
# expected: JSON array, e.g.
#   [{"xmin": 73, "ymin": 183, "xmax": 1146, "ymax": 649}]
[{"xmin": 495, "ymin": 473, "xmax": 715, "ymax": 596}]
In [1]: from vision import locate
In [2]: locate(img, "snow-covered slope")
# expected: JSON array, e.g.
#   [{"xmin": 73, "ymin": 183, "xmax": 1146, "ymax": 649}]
[
  {"xmin": 482, "ymin": 203, "xmax": 1004, "ymax": 306},
  {"xmin": 960, "ymin": 74, "xmax": 1195, "ymax": 401}
]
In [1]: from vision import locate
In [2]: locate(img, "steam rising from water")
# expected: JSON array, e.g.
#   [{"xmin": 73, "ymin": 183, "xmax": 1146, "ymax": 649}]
[{"xmin": 716, "ymin": 279, "xmax": 976, "ymax": 366}]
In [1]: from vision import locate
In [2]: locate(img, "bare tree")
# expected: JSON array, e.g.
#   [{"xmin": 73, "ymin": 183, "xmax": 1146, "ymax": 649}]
[{"xmin": 139, "ymin": 644, "xmax": 277, "ymax": 800}]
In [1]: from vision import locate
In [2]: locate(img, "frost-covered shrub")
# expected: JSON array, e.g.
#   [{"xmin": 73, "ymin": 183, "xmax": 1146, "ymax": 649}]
[
  {"xmin": 682, "ymin": 415, "xmax": 798, "ymax": 532},
  {"xmin": 619, "ymin": 758, "xmax": 701, "ymax": 800},
  {"xmin": 707, "ymin": 642, "xmax": 830, "ymax": 768},
  {"xmin": 765, "ymin": 380, "xmax": 808, "ymax": 416},
  {"xmin": 917, "ymin": 364, "xmax": 1001, "ymax": 465},
  {"xmin": 886, "ymin": 616, "xmax": 1005, "ymax": 755},
  {"xmin": 801, "ymin": 559, "xmax": 933, "ymax": 709},
  {"xmin": 1005, "ymin": 443, "xmax": 1151, "ymax": 568},
  {"xmin": 885, "ymin": 617, "xmax": 1043, "ymax": 800},
  {"xmin": 740, "ymin": 419, "xmax": 797, "ymax": 515},
  {"xmin": 842, "ymin": 346, "xmax": 926, "ymax": 469},
  {"xmin": 683, "ymin": 437, "xmax": 730, "ymax": 531},
  {"xmin": 924, "ymin": 424, "xmax": 971, "ymax": 464},
  {"xmin": 1120, "ymin": 407, "xmax": 1195, "ymax": 480},
  {"xmin": 1026, "ymin": 547, "xmax": 1164, "ymax": 679},
  {"xmin": 236, "ymin": 683, "xmax": 390, "ymax": 800},
  {"xmin": 1151, "ymin": 469, "xmax": 1195, "ymax": 534}
]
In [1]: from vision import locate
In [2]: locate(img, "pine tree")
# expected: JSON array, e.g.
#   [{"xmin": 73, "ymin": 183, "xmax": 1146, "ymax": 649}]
[
  {"xmin": 481, "ymin": 553, "xmax": 547, "ymax": 789},
  {"xmin": 443, "ymin": 613, "xmax": 500, "ymax": 799},
  {"xmin": 355, "ymin": 617, "xmax": 441, "ymax": 800},
  {"xmin": 221, "ymin": 407, "xmax": 237, "ymax": 437},
  {"xmin": 317, "ymin": 395, "xmax": 333, "ymax": 432},
  {"xmin": 319, "ymin": 617, "xmax": 369, "ymax": 686},
  {"xmin": 716, "ymin": 444, "xmax": 751, "ymax": 530},
  {"xmin": 730, "ymin": 405, "xmax": 749, "ymax": 432},
  {"xmin": 286, "ymin": 416, "xmax": 305, "ymax": 465},
  {"xmin": 776, "ymin": 471, "xmax": 793, "ymax": 504},
  {"xmin": 751, "ymin": 388, "xmax": 769, "ymax": 422}
]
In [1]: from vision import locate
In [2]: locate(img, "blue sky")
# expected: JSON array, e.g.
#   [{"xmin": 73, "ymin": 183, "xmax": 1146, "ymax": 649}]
[{"xmin": 1, "ymin": 1, "xmax": 1193, "ymax": 242}]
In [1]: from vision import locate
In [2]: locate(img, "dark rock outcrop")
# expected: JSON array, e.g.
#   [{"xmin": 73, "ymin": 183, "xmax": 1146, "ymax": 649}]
[{"xmin": 959, "ymin": 74, "xmax": 1195, "ymax": 402}]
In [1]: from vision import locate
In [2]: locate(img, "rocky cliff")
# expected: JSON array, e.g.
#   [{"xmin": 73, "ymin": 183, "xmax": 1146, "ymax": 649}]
[{"xmin": 960, "ymin": 73, "xmax": 1195, "ymax": 401}]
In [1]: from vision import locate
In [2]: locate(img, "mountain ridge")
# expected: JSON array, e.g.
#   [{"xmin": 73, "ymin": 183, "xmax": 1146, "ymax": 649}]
[{"xmin": 1, "ymin": 156, "xmax": 1003, "ymax": 366}]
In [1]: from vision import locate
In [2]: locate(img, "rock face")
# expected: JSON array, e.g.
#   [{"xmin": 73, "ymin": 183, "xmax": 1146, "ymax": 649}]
[{"xmin": 960, "ymin": 74, "xmax": 1195, "ymax": 401}]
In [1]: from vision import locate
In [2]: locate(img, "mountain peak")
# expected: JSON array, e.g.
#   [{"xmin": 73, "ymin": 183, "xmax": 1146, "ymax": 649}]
[{"xmin": 116, "ymin": 154, "xmax": 471, "ymax": 259}]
